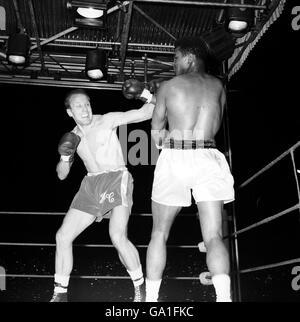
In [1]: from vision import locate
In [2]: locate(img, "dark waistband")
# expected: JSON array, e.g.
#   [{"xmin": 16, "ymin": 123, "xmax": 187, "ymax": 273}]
[{"xmin": 163, "ymin": 139, "xmax": 216, "ymax": 150}]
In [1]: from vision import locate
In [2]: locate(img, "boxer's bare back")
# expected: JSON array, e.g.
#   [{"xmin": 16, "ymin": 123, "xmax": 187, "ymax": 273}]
[{"xmin": 156, "ymin": 72, "xmax": 226, "ymax": 141}]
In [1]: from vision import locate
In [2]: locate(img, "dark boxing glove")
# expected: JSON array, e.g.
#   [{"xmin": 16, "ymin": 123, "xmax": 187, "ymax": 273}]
[
  {"xmin": 58, "ymin": 132, "xmax": 81, "ymax": 162},
  {"xmin": 148, "ymin": 78, "xmax": 164, "ymax": 94},
  {"xmin": 122, "ymin": 79, "xmax": 153, "ymax": 103}
]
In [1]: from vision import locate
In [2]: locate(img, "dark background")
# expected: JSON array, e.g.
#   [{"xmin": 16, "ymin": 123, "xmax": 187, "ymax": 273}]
[{"xmin": 0, "ymin": 0, "xmax": 299, "ymax": 302}]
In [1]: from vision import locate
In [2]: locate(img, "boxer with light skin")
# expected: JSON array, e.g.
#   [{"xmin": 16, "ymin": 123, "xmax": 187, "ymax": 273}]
[
  {"xmin": 145, "ymin": 37, "xmax": 235, "ymax": 302},
  {"xmin": 51, "ymin": 89, "xmax": 154, "ymax": 302}
]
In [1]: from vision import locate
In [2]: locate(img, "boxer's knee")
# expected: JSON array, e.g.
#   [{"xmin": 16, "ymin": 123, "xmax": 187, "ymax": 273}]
[
  {"xmin": 109, "ymin": 229, "xmax": 127, "ymax": 248},
  {"xmin": 55, "ymin": 229, "xmax": 73, "ymax": 248},
  {"xmin": 203, "ymin": 233, "xmax": 225, "ymax": 251},
  {"xmin": 150, "ymin": 229, "xmax": 169, "ymax": 244}
]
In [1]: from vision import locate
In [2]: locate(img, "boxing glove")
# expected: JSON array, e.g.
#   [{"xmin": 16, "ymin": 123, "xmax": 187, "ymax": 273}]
[
  {"xmin": 58, "ymin": 132, "xmax": 81, "ymax": 162},
  {"xmin": 122, "ymin": 79, "xmax": 153, "ymax": 103},
  {"xmin": 148, "ymin": 78, "xmax": 164, "ymax": 94}
]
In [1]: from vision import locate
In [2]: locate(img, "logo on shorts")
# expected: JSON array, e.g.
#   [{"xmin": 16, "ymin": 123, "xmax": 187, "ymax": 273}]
[{"xmin": 99, "ymin": 191, "xmax": 115, "ymax": 204}]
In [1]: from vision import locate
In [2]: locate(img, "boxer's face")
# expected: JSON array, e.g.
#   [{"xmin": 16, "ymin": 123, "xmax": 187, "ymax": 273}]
[
  {"xmin": 67, "ymin": 93, "xmax": 93, "ymax": 125},
  {"xmin": 174, "ymin": 48, "xmax": 189, "ymax": 75}
]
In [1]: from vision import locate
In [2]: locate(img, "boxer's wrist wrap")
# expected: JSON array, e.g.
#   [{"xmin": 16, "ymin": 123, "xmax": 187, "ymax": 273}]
[
  {"xmin": 61, "ymin": 155, "xmax": 72, "ymax": 162},
  {"xmin": 140, "ymin": 89, "xmax": 153, "ymax": 103}
]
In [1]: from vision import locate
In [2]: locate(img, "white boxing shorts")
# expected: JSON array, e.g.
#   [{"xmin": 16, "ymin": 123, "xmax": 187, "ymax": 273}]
[{"xmin": 151, "ymin": 141, "xmax": 234, "ymax": 207}]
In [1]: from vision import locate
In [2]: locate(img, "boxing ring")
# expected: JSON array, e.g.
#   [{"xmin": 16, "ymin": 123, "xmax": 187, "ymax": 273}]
[
  {"xmin": 230, "ymin": 140, "xmax": 300, "ymax": 302},
  {"xmin": 0, "ymin": 142, "xmax": 299, "ymax": 302},
  {"xmin": 0, "ymin": 210, "xmax": 215, "ymax": 302}
]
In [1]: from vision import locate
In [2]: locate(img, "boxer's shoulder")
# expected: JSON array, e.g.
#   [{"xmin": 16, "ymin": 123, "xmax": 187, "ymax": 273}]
[
  {"xmin": 72, "ymin": 125, "xmax": 80, "ymax": 135},
  {"xmin": 94, "ymin": 113, "xmax": 116, "ymax": 130}
]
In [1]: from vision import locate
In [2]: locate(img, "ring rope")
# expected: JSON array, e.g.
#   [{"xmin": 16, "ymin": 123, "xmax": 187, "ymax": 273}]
[
  {"xmin": 0, "ymin": 211, "xmax": 196, "ymax": 217},
  {"xmin": 290, "ymin": 150, "xmax": 300, "ymax": 207},
  {"xmin": 231, "ymin": 203, "xmax": 300, "ymax": 237},
  {"xmin": 0, "ymin": 242, "xmax": 198, "ymax": 249},
  {"xmin": 0, "ymin": 211, "xmax": 149, "ymax": 216},
  {"xmin": 239, "ymin": 257, "xmax": 300, "ymax": 274},
  {"xmin": 238, "ymin": 141, "xmax": 300, "ymax": 189},
  {"xmin": 3, "ymin": 274, "xmax": 199, "ymax": 280}
]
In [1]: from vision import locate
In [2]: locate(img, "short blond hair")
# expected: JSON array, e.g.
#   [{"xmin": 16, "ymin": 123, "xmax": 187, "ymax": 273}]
[{"xmin": 64, "ymin": 89, "xmax": 90, "ymax": 109}]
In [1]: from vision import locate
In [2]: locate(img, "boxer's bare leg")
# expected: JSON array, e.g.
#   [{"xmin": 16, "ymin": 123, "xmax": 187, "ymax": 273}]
[
  {"xmin": 146, "ymin": 201, "xmax": 181, "ymax": 301},
  {"xmin": 51, "ymin": 208, "xmax": 95, "ymax": 302},
  {"xmin": 197, "ymin": 201, "xmax": 231, "ymax": 302},
  {"xmin": 109, "ymin": 205, "xmax": 144, "ymax": 301}
]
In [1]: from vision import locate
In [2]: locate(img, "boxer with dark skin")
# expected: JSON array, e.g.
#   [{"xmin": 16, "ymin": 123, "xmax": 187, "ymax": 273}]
[
  {"xmin": 145, "ymin": 37, "xmax": 235, "ymax": 302},
  {"xmin": 50, "ymin": 89, "xmax": 154, "ymax": 302}
]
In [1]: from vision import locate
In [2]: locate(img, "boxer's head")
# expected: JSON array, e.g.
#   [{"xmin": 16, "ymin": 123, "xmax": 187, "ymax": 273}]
[
  {"xmin": 174, "ymin": 37, "xmax": 208, "ymax": 75},
  {"xmin": 64, "ymin": 89, "xmax": 93, "ymax": 125}
]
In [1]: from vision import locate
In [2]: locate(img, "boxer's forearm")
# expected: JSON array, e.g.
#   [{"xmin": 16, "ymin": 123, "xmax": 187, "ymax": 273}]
[
  {"xmin": 56, "ymin": 159, "xmax": 72, "ymax": 180},
  {"xmin": 151, "ymin": 116, "xmax": 165, "ymax": 132},
  {"xmin": 151, "ymin": 116, "xmax": 167, "ymax": 147}
]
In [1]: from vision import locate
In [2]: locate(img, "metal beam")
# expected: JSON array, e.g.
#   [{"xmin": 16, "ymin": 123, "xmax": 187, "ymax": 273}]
[
  {"xmin": 0, "ymin": 74, "xmax": 123, "ymax": 90},
  {"xmin": 12, "ymin": 0, "xmax": 23, "ymax": 31},
  {"xmin": 0, "ymin": 53, "xmax": 174, "ymax": 80},
  {"xmin": 133, "ymin": 4, "xmax": 176, "ymax": 41},
  {"xmin": 107, "ymin": 1, "xmax": 131, "ymax": 14},
  {"xmin": 47, "ymin": 54, "xmax": 73, "ymax": 74},
  {"xmin": 0, "ymin": 36, "xmax": 173, "ymax": 53},
  {"xmin": 134, "ymin": 0, "xmax": 266, "ymax": 9},
  {"xmin": 119, "ymin": 1, "xmax": 134, "ymax": 76},
  {"xmin": 0, "ymin": 60, "xmax": 12, "ymax": 73},
  {"xmin": 28, "ymin": 1, "xmax": 130, "ymax": 52},
  {"xmin": 30, "ymin": 27, "xmax": 78, "ymax": 51},
  {"xmin": 222, "ymin": 61, "xmax": 241, "ymax": 302},
  {"xmin": 142, "ymin": 56, "xmax": 173, "ymax": 67},
  {"xmin": 28, "ymin": 0, "xmax": 45, "ymax": 71}
]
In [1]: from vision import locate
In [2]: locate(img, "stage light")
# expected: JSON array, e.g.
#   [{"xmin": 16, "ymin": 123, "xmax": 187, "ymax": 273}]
[
  {"xmin": 77, "ymin": 7, "xmax": 104, "ymax": 19},
  {"xmin": 199, "ymin": 26, "xmax": 236, "ymax": 75},
  {"xmin": 228, "ymin": 20, "xmax": 248, "ymax": 32},
  {"xmin": 85, "ymin": 48, "xmax": 107, "ymax": 80},
  {"xmin": 227, "ymin": 0, "xmax": 254, "ymax": 35},
  {"xmin": 201, "ymin": 26, "xmax": 235, "ymax": 62},
  {"xmin": 67, "ymin": 1, "xmax": 108, "ymax": 28},
  {"xmin": 7, "ymin": 32, "xmax": 30, "ymax": 64}
]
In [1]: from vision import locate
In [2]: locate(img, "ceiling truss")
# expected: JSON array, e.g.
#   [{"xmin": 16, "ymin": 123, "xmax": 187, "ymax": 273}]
[{"xmin": 0, "ymin": 0, "xmax": 269, "ymax": 89}]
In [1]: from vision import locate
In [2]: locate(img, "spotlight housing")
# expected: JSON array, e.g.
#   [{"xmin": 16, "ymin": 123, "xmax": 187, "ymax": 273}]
[
  {"xmin": 85, "ymin": 48, "xmax": 107, "ymax": 80},
  {"xmin": 227, "ymin": 0, "xmax": 255, "ymax": 36},
  {"xmin": 201, "ymin": 26, "xmax": 235, "ymax": 62},
  {"xmin": 200, "ymin": 26, "xmax": 236, "ymax": 75},
  {"xmin": 7, "ymin": 33, "xmax": 31, "ymax": 64},
  {"xmin": 67, "ymin": 0, "xmax": 108, "ymax": 28},
  {"xmin": 77, "ymin": 7, "xmax": 104, "ymax": 19}
]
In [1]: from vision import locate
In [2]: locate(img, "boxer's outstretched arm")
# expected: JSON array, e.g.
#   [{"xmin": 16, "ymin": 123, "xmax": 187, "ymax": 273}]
[{"xmin": 110, "ymin": 103, "xmax": 155, "ymax": 128}]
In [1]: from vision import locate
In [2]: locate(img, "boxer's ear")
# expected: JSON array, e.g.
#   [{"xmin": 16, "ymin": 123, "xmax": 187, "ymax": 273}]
[{"xmin": 66, "ymin": 108, "xmax": 73, "ymax": 118}]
